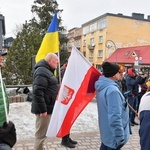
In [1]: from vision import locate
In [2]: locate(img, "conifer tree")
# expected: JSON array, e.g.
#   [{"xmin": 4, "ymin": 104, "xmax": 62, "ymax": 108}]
[{"xmin": 3, "ymin": 0, "xmax": 69, "ymax": 84}]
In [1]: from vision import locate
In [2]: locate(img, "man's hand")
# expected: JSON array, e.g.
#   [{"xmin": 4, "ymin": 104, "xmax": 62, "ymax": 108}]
[{"xmin": 40, "ymin": 112, "xmax": 47, "ymax": 117}]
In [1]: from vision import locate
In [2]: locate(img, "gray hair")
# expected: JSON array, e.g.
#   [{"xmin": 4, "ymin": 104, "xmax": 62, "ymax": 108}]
[{"xmin": 45, "ymin": 53, "xmax": 56, "ymax": 61}]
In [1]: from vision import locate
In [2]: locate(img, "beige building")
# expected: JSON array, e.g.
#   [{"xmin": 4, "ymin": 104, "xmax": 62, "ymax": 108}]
[
  {"xmin": 80, "ymin": 12, "xmax": 150, "ymax": 70},
  {"xmin": 67, "ymin": 27, "xmax": 82, "ymax": 52}
]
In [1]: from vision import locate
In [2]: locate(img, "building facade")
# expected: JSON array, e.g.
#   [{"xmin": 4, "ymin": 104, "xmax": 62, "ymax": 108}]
[
  {"xmin": 80, "ymin": 12, "xmax": 150, "ymax": 70},
  {"xmin": 67, "ymin": 27, "xmax": 82, "ymax": 52}
]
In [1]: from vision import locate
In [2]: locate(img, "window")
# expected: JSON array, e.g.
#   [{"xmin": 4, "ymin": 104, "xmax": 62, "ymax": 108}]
[
  {"xmin": 83, "ymin": 51, "xmax": 86, "ymax": 57},
  {"xmin": 83, "ymin": 26, "xmax": 89, "ymax": 35},
  {"xmin": 98, "ymin": 19, "xmax": 107, "ymax": 30},
  {"xmin": 90, "ymin": 23, "xmax": 97, "ymax": 32},
  {"xmin": 83, "ymin": 40, "xmax": 86, "ymax": 46},
  {"xmin": 89, "ymin": 51, "xmax": 94, "ymax": 57},
  {"xmin": 98, "ymin": 50, "xmax": 103, "ymax": 58},
  {"xmin": 90, "ymin": 38, "xmax": 94, "ymax": 45},
  {"xmin": 99, "ymin": 36, "xmax": 103, "ymax": 43}
]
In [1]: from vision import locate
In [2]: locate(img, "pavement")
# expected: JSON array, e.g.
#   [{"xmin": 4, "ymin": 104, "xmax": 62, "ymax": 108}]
[{"xmin": 13, "ymin": 125, "xmax": 140, "ymax": 150}]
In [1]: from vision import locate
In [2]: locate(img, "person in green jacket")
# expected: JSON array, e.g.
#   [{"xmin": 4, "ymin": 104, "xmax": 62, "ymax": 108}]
[
  {"xmin": 0, "ymin": 51, "xmax": 17, "ymax": 149},
  {"xmin": 0, "ymin": 51, "xmax": 9, "ymax": 127}
]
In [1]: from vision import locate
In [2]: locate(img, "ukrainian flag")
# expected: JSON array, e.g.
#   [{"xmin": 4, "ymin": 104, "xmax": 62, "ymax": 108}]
[{"xmin": 35, "ymin": 12, "xmax": 59, "ymax": 63}]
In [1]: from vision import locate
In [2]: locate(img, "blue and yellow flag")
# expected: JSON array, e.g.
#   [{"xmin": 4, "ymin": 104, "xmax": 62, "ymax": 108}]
[{"xmin": 35, "ymin": 13, "xmax": 59, "ymax": 63}]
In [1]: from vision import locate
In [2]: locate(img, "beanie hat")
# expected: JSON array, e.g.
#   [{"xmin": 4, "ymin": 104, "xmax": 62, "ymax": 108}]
[
  {"xmin": 102, "ymin": 62, "xmax": 120, "ymax": 77},
  {"xmin": 127, "ymin": 68, "xmax": 136, "ymax": 77}
]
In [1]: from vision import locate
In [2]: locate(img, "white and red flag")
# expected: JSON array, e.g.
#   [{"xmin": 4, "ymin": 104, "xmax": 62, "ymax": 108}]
[{"xmin": 46, "ymin": 46, "xmax": 102, "ymax": 138}]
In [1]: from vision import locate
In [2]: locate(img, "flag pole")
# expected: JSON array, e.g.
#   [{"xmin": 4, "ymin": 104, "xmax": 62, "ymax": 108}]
[
  {"xmin": 57, "ymin": 52, "xmax": 61, "ymax": 84},
  {"xmin": 0, "ymin": 67, "xmax": 8, "ymax": 123}
]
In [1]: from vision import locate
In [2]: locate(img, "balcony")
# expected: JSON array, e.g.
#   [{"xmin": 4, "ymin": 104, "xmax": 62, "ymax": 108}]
[{"xmin": 88, "ymin": 43, "xmax": 95, "ymax": 50}]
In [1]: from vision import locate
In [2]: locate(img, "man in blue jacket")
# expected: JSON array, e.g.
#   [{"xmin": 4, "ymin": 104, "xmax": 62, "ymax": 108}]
[
  {"xmin": 126, "ymin": 68, "xmax": 147, "ymax": 126},
  {"xmin": 95, "ymin": 62, "xmax": 130, "ymax": 150}
]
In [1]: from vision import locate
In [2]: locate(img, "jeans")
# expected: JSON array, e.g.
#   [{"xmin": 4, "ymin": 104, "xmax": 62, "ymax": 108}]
[
  {"xmin": 0, "ymin": 143, "xmax": 12, "ymax": 150},
  {"xmin": 100, "ymin": 143, "xmax": 121, "ymax": 150},
  {"xmin": 128, "ymin": 96, "xmax": 138, "ymax": 122}
]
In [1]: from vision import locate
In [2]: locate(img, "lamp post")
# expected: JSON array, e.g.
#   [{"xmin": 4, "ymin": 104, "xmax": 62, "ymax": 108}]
[{"xmin": 105, "ymin": 40, "xmax": 117, "ymax": 63}]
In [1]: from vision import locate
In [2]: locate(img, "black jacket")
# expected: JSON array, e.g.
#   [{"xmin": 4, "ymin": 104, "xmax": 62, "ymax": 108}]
[{"xmin": 31, "ymin": 60, "xmax": 59, "ymax": 114}]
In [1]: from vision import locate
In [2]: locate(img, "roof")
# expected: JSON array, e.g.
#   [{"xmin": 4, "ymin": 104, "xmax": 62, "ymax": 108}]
[
  {"xmin": 106, "ymin": 45, "xmax": 150, "ymax": 65},
  {"xmin": 82, "ymin": 12, "xmax": 150, "ymax": 27}
]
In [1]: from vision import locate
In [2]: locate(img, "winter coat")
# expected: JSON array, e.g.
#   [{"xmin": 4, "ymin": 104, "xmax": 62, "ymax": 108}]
[
  {"xmin": 138, "ymin": 92, "xmax": 150, "ymax": 150},
  {"xmin": 95, "ymin": 76, "xmax": 130, "ymax": 149},
  {"xmin": 126, "ymin": 75, "xmax": 146, "ymax": 96},
  {"xmin": 31, "ymin": 59, "xmax": 59, "ymax": 115},
  {"xmin": 0, "ymin": 82, "xmax": 9, "ymax": 127}
]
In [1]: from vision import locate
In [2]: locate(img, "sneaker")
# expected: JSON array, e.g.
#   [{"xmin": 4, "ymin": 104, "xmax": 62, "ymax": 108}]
[
  {"xmin": 61, "ymin": 140, "xmax": 76, "ymax": 148},
  {"xmin": 69, "ymin": 138, "xmax": 78, "ymax": 145}
]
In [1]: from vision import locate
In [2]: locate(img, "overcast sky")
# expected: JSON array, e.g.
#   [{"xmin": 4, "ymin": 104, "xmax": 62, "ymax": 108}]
[{"xmin": 1, "ymin": 0, "xmax": 150, "ymax": 37}]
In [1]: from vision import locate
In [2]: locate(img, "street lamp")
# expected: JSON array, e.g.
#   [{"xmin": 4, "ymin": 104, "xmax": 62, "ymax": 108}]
[{"xmin": 105, "ymin": 40, "xmax": 117, "ymax": 63}]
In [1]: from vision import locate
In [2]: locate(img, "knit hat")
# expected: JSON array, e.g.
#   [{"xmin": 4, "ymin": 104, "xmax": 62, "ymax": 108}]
[
  {"xmin": 127, "ymin": 68, "xmax": 136, "ymax": 77},
  {"xmin": 102, "ymin": 62, "xmax": 120, "ymax": 77}
]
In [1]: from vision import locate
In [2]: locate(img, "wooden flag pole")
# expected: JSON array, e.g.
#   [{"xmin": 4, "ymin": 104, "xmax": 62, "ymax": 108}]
[{"xmin": 126, "ymin": 101, "xmax": 139, "ymax": 118}]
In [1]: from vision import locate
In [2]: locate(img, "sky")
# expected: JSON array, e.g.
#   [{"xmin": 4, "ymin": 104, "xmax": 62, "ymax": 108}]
[
  {"xmin": 1, "ymin": 0, "xmax": 150, "ymax": 38},
  {"xmin": 8, "ymin": 101, "xmax": 98, "ymax": 140}
]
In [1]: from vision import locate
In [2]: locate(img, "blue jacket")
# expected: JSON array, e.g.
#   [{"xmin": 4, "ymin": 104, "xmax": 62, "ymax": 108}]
[
  {"xmin": 126, "ymin": 75, "xmax": 146, "ymax": 96},
  {"xmin": 95, "ymin": 76, "xmax": 130, "ymax": 149}
]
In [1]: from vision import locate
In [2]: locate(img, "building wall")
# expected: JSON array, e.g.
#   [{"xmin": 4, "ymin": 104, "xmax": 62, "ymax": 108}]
[
  {"xmin": 67, "ymin": 27, "xmax": 82, "ymax": 52},
  {"xmin": 107, "ymin": 15, "xmax": 150, "ymax": 47},
  {"xmin": 80, "ymin": 13, "xmax": 150, "ymax": 69}
]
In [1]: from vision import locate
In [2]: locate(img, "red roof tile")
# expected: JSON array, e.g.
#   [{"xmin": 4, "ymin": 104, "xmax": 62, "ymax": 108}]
[{"xmin": 106, "ymin": 45, "xmax": 150, "ymax": 65}]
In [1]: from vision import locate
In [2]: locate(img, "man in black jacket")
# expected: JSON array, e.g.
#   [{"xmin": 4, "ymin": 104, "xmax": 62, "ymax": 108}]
[{"xmin": 31, "ymin": 53, "xmax": 59, "ymax": 150}]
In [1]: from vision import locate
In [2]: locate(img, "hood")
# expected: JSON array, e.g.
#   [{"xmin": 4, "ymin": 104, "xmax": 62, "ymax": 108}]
[{"xmin": 95, "ymin": 76, "xmax": 118, "ymax": 92}]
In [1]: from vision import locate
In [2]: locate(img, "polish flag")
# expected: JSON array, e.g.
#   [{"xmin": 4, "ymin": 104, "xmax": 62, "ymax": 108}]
[{"xmin": 46, "ymin": 46, "xmax": 102, "ymax": 138}]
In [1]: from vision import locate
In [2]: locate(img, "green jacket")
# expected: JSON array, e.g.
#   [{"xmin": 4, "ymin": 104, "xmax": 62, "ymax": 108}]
[{"xmin": 0, "ymin": 82, "xmax": 9, "ymax": 127}]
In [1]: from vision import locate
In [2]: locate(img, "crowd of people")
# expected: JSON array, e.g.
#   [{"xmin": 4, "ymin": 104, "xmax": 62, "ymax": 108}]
[
  {"xmin": 95, "ymin": 62, "xmax": 130, "ymax": 149},
  {"xmin": 95, "ymin": 61, "xmax": 150, "ymax": 150},
  {"xmin": 1, "ymin": 50, "xmax": 150, "ymax": 150}
]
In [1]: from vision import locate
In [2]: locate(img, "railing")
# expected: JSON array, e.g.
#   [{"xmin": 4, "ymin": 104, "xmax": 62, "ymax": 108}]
[
  {"xmin": 6, "ymin": 85, "xmax": 32, "ymax": 88},
  {"xmin": 6, "ymin": 84, "xmax": 32, "ymax": 94}
]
